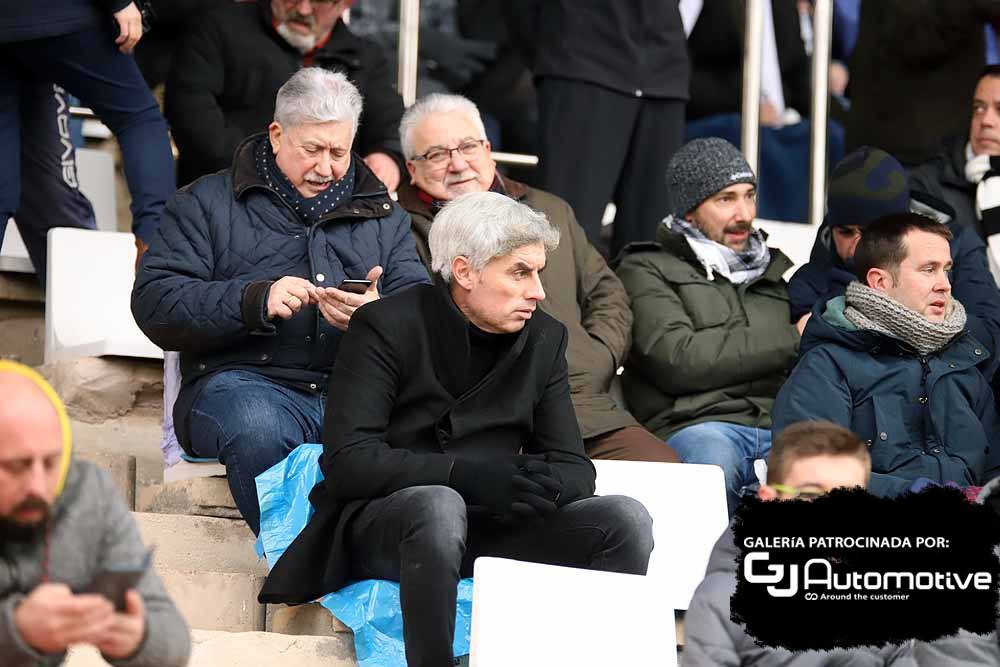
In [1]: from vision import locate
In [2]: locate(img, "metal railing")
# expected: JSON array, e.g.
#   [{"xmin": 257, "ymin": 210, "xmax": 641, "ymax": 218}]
[{"xmin": 742, "ymin": 0, "xmax": 833, "ymax": 226}]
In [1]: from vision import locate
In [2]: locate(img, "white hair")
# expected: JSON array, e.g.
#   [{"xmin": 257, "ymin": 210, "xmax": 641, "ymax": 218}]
[
  {"xmin": 429, "ymin": 192, "xmax": 560, "ymax": 283},
  {"xmin": 273, "ymin": 68, "xmax": 363, "ymax": 138},
  {"xmin": 399, "ymin": 93, "xmax": 488, "ymax": 159}
]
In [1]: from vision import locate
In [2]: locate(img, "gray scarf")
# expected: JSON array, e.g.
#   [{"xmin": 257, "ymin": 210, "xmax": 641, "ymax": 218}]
[
  {"xmin": 843, "ymin": 282, "xmax": 967, "ymax": 355},
  {"xmin": 667, "ymin": 215, "xmax": 771, "ymax": 284}
]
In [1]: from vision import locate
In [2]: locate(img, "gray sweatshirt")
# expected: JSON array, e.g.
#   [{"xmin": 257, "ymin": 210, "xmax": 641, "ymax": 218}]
[
  {"xmin": 0, "ymin": 460, "xmax": 190, "ymax": 667},
  {"xmin": 684, "ymin": 527, "xmax": 999, "ymax": 666}
]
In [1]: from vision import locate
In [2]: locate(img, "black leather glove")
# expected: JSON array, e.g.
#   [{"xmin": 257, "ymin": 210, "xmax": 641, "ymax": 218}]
[{"xmin": 451, "ymin": 455, "xmax": 556, "ymax": 519}]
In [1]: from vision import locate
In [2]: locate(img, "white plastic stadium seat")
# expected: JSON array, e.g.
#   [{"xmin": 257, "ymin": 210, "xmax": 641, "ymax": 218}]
[
  {"xmin": 45, "ymin": 228, "xmax": 162, "ymax": 363},
  {"xmin": 593, "ymin": 460, "xmax": 728, "ymax": 610},
  {"xmin": 755, "ymin": 218, "xmax": 819, "ymax": 279},
  {"xmin": 469, "ymin": 557, "xmax": 677, "ymax": 667}
]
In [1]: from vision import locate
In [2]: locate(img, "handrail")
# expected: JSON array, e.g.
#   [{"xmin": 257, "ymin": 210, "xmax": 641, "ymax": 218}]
[
  {"xmin": 808, "ymin": 0, "xmax": 833, "ymax": 227},
  {"xmin": 740, "ymin": 0, "xmax": 764, "ymax": 175},
  {"xmin": 397, "ymin": 0, "xmax": 420, "ymax": 108}
]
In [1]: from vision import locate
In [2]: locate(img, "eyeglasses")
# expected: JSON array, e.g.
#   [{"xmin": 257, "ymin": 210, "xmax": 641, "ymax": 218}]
[
  {"xmin": 770, "ymin": 483, "xmax": 828, "ymax": 500},
  {"xmin": 410, "ymin": 139, "xmax": 486, "ymax": 166}
]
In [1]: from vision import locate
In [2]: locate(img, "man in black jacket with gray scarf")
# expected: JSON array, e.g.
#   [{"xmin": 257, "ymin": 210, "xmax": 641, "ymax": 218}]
[{"xmin": 259, "ymin": 191, "xmax": 654, "ymax": 667}]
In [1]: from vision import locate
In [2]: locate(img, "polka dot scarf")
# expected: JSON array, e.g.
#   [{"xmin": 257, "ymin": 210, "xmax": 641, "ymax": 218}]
[{"xmin": 255, "ymin": 138, "xmax": 356, "ymax": 225}]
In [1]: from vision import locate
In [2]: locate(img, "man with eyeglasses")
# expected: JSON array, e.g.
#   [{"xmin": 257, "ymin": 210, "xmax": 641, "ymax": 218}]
[
  {"xmin": 685, "ymin": 420, "xmax": 1000, "ymax": 666},
  {"xmin": 395, "ymin": 92, "xmax": 681, "ymax": 464},
  {"xmin": 166, "ymin": 0, "xmax": 406, "ymax": 190}
]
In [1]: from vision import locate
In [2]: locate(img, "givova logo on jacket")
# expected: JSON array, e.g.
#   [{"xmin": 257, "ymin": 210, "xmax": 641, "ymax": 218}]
[{"xmin": 731, "ymin": 487, "xmax": 1000, "ymax": 651}]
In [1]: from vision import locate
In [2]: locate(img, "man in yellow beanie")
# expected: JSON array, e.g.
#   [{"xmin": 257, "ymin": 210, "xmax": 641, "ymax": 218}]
[{"xmin": 0, "ymin": 361, "xmax": 190, "ymax": 667}]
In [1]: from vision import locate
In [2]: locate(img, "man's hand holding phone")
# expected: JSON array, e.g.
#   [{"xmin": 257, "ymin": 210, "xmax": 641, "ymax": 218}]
[
  {"xmin": 316, "ymin": 266, "xmax": 383, "ymax": 331},
  {"xmin": 92, "ymin": 589, "xmax": 146, "ymax": 660},
  {"xmin": 14, "ymin": 583, "xmax": 116, "ymax": 654}
]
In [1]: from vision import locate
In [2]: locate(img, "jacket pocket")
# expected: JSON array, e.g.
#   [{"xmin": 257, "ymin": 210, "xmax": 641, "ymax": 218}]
[
  {"xmin": 675, "ymin": 282, "xmax": 732, "ymax": 330},
  {"xmin": 867, "ymin": 395, "xmax": 921, "ymax": 475}
]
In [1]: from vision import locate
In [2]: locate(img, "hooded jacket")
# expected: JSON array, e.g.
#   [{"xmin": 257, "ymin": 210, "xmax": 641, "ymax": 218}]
[
  {"xmin": 164, "ymin": 0, "xmax": 405, "ymax": 186},
  {"xmin": 772, "ymin": 296, "xmax": 1000, "ymax": 498},
  {"xmin": 0, "ymin": 461, "xmax": 190, "ymax": 667},
  {"xmin": 131, "ymin": 133, "xmax": 430, "ymax": 455},
  {"xmin": 397, "ymin": 177, "xmax": 638, "ymax": 442},
  {"xmin": 615, "ymin": 223, "xmax": 800, "ymax": 440},
  {"xmin": 685, "ymin": 527, "xmax": 998, "ymax": 665},
  {"xmin": 787, "ymin": 199, "xmax": 1000, "ymax": 382}
]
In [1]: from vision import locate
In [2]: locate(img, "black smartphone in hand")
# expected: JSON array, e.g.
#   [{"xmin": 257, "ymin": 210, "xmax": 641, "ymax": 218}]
[
  {"xmin": 80, "ymin": 549, "xmax": 153, "ymax": 611},
  {"xmin": 339, "ymin": 279, "xmax": 373, "ymax": 294}
]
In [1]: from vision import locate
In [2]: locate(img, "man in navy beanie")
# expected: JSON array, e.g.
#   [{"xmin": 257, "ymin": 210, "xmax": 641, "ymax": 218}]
[{"xmin": 788, "ymin": 146, "xmax": 1000, "ymax": 380}]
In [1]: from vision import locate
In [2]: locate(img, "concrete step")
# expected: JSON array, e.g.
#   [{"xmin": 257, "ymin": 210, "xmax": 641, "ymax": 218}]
[
  {"xmin": 159, "ymin": 568, "xmax": 266, "ymax": 632},
  {"xmin": 65, "ymin": 629, "xmax": 357, "ymax": 667},
  {"xmin": 267, "ymin": 602, "xmax": 352, "ymax": 636},
  {"xmin": 0, "ymin": 273, "xmax": 45, "ymax": 365},
  {"xmin": 137, "ymin": 477, "xmax": 241, "ymax": 520},
  {"xmin": 133, "ymin": 512, "xmax": 266, "ymax": 577},
  {"xmin": 72, "ymin": 413, "xmax": 164, "ymax": 491},
  {"xmin": 75, "ymin": 450, "xmax": 136, "ymax": 511}
]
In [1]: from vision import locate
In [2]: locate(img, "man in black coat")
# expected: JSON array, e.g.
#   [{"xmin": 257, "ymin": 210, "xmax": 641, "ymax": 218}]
[
  {"xmin": 258, "ymin": 191, "xmax": 654, "ymax": 667},
  {"xmin": 132, "ymin": 69, "xmax": 429, "ymax": 534},
  {"xmin": 165, "ymin": 0, "xmax": 405, "ymax": 189}
]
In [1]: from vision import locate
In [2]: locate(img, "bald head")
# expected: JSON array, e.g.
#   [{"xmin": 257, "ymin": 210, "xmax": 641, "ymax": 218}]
[{"xmin": 0, "ymin": 369, "xmax": 67, "ymax": 530}]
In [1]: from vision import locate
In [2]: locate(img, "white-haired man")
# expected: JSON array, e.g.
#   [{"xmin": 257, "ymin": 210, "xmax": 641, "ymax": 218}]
[
  {"xmin": 396, "ymin": 92, "xmax": 679, "ymax": 464},
  {"xmin": 259, "ymin": 191, "xmax": 654, "ymax": 667},
  {"xmin": 132, "ymin": 68, "xmax": 430, "ymax": 534}
]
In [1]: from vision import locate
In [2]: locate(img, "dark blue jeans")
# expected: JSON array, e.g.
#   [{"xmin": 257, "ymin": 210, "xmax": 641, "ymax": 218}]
[
  {"xmin": 187, "ymin": 370, "xmax": 325, "ymax": 534},
  {"xmin": 0, "ymin": 25, "xmax": 175, "ymax": 247},
  {"xmin": 349, "ymin": 486, "xmax": 654, "ymax": 667}
]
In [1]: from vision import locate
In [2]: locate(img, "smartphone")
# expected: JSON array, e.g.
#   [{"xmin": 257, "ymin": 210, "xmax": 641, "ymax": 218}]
[
  {"xmin": 80, "ymin": 549, "xmax": 153, "ymax": 611},
  {"xmin": 339, "ymin": 279, "xmax": 373, "ymax": 294}
]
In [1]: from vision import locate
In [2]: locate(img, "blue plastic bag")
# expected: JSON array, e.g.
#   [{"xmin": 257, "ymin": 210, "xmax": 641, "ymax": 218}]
[{"xmin": 256, "ymin": 444, "xmax": 473, "ymax": 666}]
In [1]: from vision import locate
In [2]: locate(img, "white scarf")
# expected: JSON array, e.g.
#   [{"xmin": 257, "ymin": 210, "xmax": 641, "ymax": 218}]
[{"xmin": 964, "ymin": 142, "xmax": 1000, "ymax": 220}]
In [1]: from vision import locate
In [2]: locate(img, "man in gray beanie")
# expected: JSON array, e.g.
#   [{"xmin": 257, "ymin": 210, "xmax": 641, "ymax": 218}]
[{"xmin": 616, "ymin": 137, "xmax": 800, "ymax": 516}]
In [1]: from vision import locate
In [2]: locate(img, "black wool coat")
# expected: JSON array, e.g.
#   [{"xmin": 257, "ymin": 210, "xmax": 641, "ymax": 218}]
[{"xmin": 258, "ymin": 283, "xmax": 597, "ymax": 604}]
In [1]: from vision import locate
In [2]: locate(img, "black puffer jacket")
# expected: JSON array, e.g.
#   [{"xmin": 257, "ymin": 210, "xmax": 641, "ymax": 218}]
[
  {"xmin": 165, "ymin": 0, "xmax": 405, "ymax": 186},
  {"xmin": 131, "ymin": 133, "xmax": 429, "ymax": 453}
]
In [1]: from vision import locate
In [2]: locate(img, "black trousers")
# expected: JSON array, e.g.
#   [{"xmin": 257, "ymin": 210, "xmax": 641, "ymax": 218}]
[
  {"xmin": 348, "ymin": 486, "xmax": 654, "ymax": 667},
  {"xmin": 538, "ymin": 77, "xmax": 686, "ymax": 258}
]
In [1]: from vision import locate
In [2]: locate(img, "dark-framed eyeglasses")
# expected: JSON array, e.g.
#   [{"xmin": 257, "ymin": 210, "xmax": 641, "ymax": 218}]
[
  {"xmin": 410, "ymin": 139, "xmax": 486, "ymax": 166},
  {"xmin": 770, "ymin": 483, "xmax": 828, "ymax": 500}
]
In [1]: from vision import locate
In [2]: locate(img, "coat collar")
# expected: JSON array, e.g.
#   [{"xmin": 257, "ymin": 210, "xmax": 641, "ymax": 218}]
[
  {"xmin": 231, "ymin": 133, "xmax": 393, "ymax": 222},
  {"xmin": 426, "ymin": 280, "xmax": 531, "ymax": 400},
  {"xmin": 397, "ymin": 173, "xmax": 528, "ymax": 223}
]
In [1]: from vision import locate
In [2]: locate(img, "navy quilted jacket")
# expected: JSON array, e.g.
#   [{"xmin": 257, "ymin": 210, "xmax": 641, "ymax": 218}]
[{"xmin": 132, "ymin": 134, "xmax": 429, "ymax": 450}]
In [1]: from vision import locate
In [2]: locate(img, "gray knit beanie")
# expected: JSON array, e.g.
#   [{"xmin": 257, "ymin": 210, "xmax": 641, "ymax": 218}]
[{"xmin": 666, "ymin": 138, "xmax": 757, "ymax": 217}]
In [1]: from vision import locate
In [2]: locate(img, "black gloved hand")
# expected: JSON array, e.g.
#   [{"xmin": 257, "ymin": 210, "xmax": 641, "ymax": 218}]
[
  {"xmin": 450, "ymin": 457, "xmax": 524, "ymax": 515},
  {"xmin": 508, "ymin": 459, "xmax": 564, "ymax": 519}
]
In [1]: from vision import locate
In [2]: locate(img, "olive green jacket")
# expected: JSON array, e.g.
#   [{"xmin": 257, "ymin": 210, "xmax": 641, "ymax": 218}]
[
  {"xmin": 615, "ymin": 223, "xmax": 800, "ymax": 440},
  {"xmin": 397, "ymin": 177, "xmax": 637, "ymax": 440}
]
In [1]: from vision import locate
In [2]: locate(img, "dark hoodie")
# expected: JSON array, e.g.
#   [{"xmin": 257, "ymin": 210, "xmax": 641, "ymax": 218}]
[
  {"xmin": 685, "ymin": 527, "xmax": 1000, "ymax": 665},
  {"xmin": 164, "ymin": 0, "xmax": 405, "ymax": 187},
  {"xmin": 773, "ymin": 296, "xmax": 1000, "ymax": 498}
]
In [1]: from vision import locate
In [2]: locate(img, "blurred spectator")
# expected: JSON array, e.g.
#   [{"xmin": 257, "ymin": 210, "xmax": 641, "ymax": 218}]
[
  {"xmin": 134, "ymin": 0, "xmax": 227, "ymax": 89},
  {"xmin": 396, "ymin": 93, "xmax": 680, "ymax": 464},
  {"xmin": 910, "ymin": 65, "xmax": 1000, "ymax": 240},
  {"xmin": 9, "ymin": 81, "xmax": 97, "ymax": 287},
  {"xmin": 686, "ymin": 0, "xmax": 810, "ymax": 125},
  {"xmin": 684, "ymin": 0, "xmax": 845, "ymax": 224},
  {"xmin": 790, "ymin": 147, "xmax": 1000, "ymax": 380},
  {"xmin": 166, "ymin": 0, "xmax": 405, "ymax": 190},
  {"xmin": 616, "ymin": 139, "xmax": 800, "ymax": 515},
  {"xmin": 0, "ymin": 0, "xmax": 175, "ymax": 263},
  {"xmin": 132, "ymin": 69, "xmax": 429, "ymax": 534},
  {"xmin": 510, "ymin": 0, "xmax": 689, "ymax": 257},
  {"xmin": 846, "ymin": 1, "xmax": 1000, "ymax": 166},
  {"xmin": 774, "ymin": 214, "xmax": 1000, "ymax": 498},
  {"xmin": 0, "ymin": 361, "xmax": 191, "ymax": 667}
]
